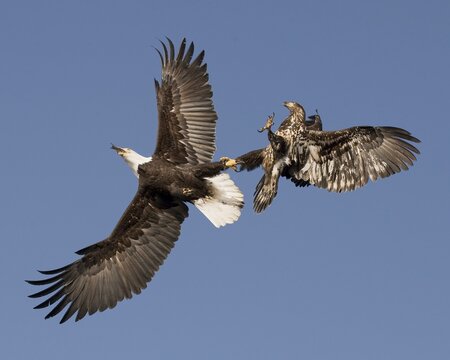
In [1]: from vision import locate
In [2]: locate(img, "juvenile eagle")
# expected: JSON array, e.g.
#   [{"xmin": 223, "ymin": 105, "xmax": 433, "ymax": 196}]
[
  {"xmin": 27, "ymin": 38, "xmax": 243, "ymax": 323},
  {"xmin": 237, "ymin": 101, "xmax": 420, "ymax": 213}
]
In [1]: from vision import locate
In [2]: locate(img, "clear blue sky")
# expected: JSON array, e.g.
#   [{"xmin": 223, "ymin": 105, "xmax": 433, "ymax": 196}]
[{"xmin": 1, "ymin": 1, "xmax": 449, "ymax": 359}]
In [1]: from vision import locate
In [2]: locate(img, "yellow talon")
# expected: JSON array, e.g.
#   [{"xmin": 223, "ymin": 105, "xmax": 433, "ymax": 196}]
[{"xmin": 220, "ymin": 157, "xmax": 238, "ymax": 171}]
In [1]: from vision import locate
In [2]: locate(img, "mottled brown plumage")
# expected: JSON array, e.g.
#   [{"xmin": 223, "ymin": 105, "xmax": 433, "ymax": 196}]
[{"xmin": 237, "ymin": 101, "xmax": 420, "ymax": 213}]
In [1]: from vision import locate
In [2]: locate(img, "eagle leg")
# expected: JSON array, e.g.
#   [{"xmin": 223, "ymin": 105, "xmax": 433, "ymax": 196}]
[{"xmin": 258, "ymin": 113, "xmax": 275, "ymax": 133}]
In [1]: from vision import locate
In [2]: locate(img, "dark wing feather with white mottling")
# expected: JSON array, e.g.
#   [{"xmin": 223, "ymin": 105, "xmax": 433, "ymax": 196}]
[
  {"xmin": 153, "ymin": 38, "xmax": 217, "ymax": 164},
  {"xmin": 253, "ymin": 169, "xmax": 280, "ymax": 213},
  {"xmin": 27, "ymin": 189, "xmax": 188, "ymax": 323},
  {"xmin": 287, "ymin": 126, "xmax": 420, "ymax": 192}
]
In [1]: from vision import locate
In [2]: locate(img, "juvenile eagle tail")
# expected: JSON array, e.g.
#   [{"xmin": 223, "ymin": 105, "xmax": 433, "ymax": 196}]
[
  {"xmin": 253, "ymin": 173, "xmax": 279, "ymax": 213},
  {"xmin": 194, "ymin": 173, "xmax": 244, "ymax": 228}
]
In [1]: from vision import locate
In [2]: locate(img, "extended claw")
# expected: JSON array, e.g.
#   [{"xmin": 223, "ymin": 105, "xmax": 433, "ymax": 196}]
[
  {"xmin": 220, "ymin": 157, "xmax": 238, "ymax": 171},
  {"xmin": 258, "ymin": 113, "xmax": 275, "ymax": 133}
]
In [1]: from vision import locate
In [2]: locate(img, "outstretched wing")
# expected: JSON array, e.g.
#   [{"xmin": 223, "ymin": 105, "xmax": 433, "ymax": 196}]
[
  {"xmin": 27, "ymin": 189, "xmax": 188, "ymax": 323},
  {"xmin": 288, "ymin": 126, "xmax": 420, "ymax": 192},
  {"xmin": 253, "ymin": 171, "xmax": 280, "ymax": 213},
  {"xmin": 236, "ymin": 148, "xmax": 266, "ymax": 172},
  {"xmin": 153, "ymin": 38, "xmax": 217, "ymax": 165}
]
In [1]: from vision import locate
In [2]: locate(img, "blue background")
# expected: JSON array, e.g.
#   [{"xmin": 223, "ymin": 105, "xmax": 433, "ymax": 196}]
[{"xmin": 1, "ymin": 1, "xmax": 449, "ymax": 359}]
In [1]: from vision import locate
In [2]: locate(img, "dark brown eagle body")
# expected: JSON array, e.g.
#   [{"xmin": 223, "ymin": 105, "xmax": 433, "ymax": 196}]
[
  {"xmin": 138, "ymin": 157, "xmax": 227, "ymax": 201},
  {"xmin": 27, "ymin": 38, "xmax": 243, "ymax": 323},
  {"xmin": 238, "ymin": 101, "xmax": 420, "ymax": 213}
]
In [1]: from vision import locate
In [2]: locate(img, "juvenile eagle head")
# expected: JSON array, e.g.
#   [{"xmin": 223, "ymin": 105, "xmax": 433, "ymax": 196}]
[{"xmin": 283, "ymin": 101, "xmax": 303, "ymax": 114}]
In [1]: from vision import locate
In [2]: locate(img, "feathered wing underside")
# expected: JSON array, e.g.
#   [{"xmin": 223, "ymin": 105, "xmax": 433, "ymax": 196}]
[
  {"xmin": 253, "ymin": 147, "xmax": 284, "ymax": 213},
  {"xmin": 27, "ymin": 190, "xmax": 188, "ymax": 323},
  {"xmin": 236, "ymin": 148, "xmax": 266, "ymax": 171},
  {"xmin": 281, "ymin": 167, "xmax": 311, "ymax": 187},
  {"xmin": 153, "ymin": 38, "xmax": 217, "ymax": 165},
  {"xmin": 288, "ymin": 126, "xmax": 420, "ymax": 192},
  {"xmin": 253, "ymin": 172, "xmax": 280, "ymax": 213}
]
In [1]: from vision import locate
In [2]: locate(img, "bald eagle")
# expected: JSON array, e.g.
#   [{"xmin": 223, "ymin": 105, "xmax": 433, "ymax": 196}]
[
  {"xmin": 27, "ymin": 38, "xmax": 243, "ymax": 323},
  {"xmin": 237, "ymin": 101, "xmax": 420, "ymax": 213}
]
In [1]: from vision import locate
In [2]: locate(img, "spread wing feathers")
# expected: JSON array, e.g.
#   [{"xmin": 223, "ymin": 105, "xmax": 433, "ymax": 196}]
[
  {"xmin": 27, "ymin": 190, "xmax": 188, "ymax": 323},
  {"xmin": 253, "ymin": 173, "xmax": 279, "ymax": 213},
  {"xmin": 289, "ymin": 126, "xmax": 420, "ymax": 192},
  {"xmin": 153, "ymin": 38, "xmax": 217, "ymax": 165},
  {"xmin": 253, "ymin": 150, "xmax": 284, "ymax": 213},
  {"xmin": 281, "ymin": 168, "xmax": 311, "ymax": 188}
]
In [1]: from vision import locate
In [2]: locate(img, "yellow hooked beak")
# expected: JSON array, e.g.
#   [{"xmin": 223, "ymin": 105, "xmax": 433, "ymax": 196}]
[{"xmin": 111, "ymin": 143, "xmax": 126, "ymax": 156}]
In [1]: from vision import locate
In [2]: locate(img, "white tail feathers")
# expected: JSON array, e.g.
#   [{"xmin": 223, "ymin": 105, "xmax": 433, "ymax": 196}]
[{"xmin": 194, "ymin": 173, "xmax": 244, "ymax": 228}]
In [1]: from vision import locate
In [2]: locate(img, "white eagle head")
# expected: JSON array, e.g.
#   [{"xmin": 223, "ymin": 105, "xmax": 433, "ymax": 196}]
[{"xmin": 111, "ymin": 144, "xmax": 152, "ymax": 178}]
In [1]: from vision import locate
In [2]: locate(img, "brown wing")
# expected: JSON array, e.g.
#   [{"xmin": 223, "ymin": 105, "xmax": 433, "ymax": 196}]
[
  {"xmin": 153, "ymin": 38, "xmax": 217, "ymax": 164},
  {"xmin": 27, "ymin": 189, "xmax": 188, "ymax": 323},
  {"xmin": 288, "ymin": 126, "xmax": 420, "ymax": 192},
  {"xmin": 236, "ymin": 148, "xmax": 266, "ymax": 172}
]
